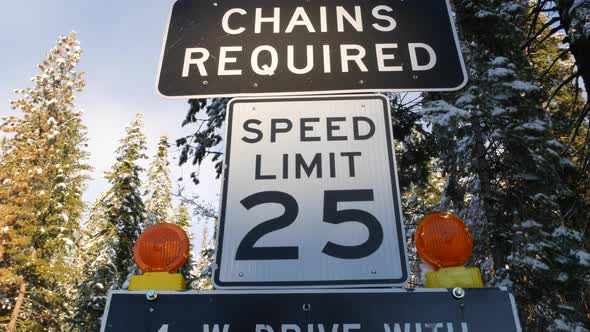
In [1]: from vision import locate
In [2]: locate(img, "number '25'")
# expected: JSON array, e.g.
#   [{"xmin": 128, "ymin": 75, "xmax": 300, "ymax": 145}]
[{"xmin": 235, "ymin": 190, "xmax": 384, "ymax": 260}]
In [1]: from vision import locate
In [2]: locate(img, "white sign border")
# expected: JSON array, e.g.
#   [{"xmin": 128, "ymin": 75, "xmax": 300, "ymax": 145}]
[
  {"xmin": 212, "ymin": 94, "xmax": 409, "ymax": 289},
  {"xmin": 154, "ymin": 0, "xmax": 468, "ymax": 99}
]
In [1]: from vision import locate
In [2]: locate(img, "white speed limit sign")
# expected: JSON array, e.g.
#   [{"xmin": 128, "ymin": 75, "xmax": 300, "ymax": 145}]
[{"xmin": 213, "ymin": 95, "xmax": 408, "ymax": 288}]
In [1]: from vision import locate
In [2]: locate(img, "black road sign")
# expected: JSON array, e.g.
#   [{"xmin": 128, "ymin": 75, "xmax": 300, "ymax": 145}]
[
  {"xmin": 157, "ymin": 0, "xmax": 467, "ymax": 98},
  {"xmin": 101, "ymin": 288, "xmax": 521, "ymax": 332}
]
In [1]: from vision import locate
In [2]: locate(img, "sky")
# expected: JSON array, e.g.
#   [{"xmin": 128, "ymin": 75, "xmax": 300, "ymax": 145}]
[{"xmin": 0, "ymin": 0, "xmax": 220, "ymax": 247}]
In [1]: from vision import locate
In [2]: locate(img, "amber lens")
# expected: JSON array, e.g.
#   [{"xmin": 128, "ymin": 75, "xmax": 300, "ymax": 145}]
[
  {"xmin": 134, "ymin": 223, "xmax": 190, "ymax": 273},
  {"xmin": 415, "ymin": 213, "xmax": 473, "ymax": 269}
]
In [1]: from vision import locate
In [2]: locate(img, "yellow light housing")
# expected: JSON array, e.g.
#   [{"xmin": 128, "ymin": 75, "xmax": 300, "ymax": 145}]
[
  {"xmin": 425, "ymin": 266, "xmax": 484, "ymax": 288},
  {"xmin": 128, "ymin": 272, "xmax": 186, "ymax": 291}
]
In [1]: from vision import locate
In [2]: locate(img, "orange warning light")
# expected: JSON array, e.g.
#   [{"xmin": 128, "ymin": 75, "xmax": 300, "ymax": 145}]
[
  {"xmin": 415, "ymin": 213, "xmax": 473, "ymax": 269},
  {"xmin": 133, "ymin": 223, "xmax": 190, "ymax": 273}
]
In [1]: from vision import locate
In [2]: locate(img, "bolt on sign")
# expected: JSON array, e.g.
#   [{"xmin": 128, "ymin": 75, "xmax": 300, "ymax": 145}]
[
  {"xmin": 213, "ymin": 95, "xmax": 408, "ymax": 288},
  {"xmin": 156, "ymin": 0, "xmax": 467, "ymax": 98},
  {"xmin": 100, "ymin": 288, "xmax": 522, "ymax": 332}
]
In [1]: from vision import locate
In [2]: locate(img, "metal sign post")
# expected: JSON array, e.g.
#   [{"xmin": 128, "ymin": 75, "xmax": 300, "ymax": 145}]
[{"xmin": 157, "ymin": 0, "xmax": 467, "ymax": 98}]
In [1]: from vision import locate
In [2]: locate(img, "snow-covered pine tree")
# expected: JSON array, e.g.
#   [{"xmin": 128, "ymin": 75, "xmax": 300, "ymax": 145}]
[
  {"xmin": 383, "ymin": 92, "xmax": 441, "ymax": 288},
  {"xmin": 102, "ymin": 113, "xmax": 148, "ymax": 284},
  {"xmin": 0, "ymin": 32, "xmax": 90, "ymax": 331},
  {"xmin": 526, "ymin": 17, "xmax": 590, "ymax": 317},
  {"xmin": 524, "ymin": 2, "xmax": 590, "ymax": 202},
  {"xmin": 528, "ymin": 11, "xmax": 590, "ymax": 228},
  {"xmin": 526, "ymin": 11, "xmax": 590, "ymax": 328},
  {"xmin": 70, "ymin": 194, "xmax": 113, "ymax": 332},
  {"xmin": 422, "ymin": 0, "xmax": 590, "ymax": 328},
  {"xmin": 173, "ymin": 203, "xmax": 196, "ymax": 288},
  {"xmin": 177, "ymin": 98, "xmax": 228, "ymax": 182},
  {"xmin": 194, "ymin": 246, "xmax": 215, "ymax": 290},
  {"xmin": 71, "ymin": 114, "xmax": 148, "ymax": 331},
  {"xmin": 194, "ymin": 221, "xmax": 215, "ymax": 290},
  {"xmin": 144, "ymin": 135, "xmax": 173, "ymax": 226},
  {"xmin": 173, "ymin": 186, "xmax": 217, "ymax": 289},
  {"xmin": 526, "ymin": 0, "xmax": 590, "ymax": 100}
]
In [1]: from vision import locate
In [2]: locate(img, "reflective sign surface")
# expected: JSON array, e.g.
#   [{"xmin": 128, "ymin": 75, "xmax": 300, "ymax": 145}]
[
  {"xmin": 214, "ymin": 95, "xmax": 407, "ymax": 288},
  {"xmin": 157, "ymin": 0, "xmax": 467, "ymax": 98}
]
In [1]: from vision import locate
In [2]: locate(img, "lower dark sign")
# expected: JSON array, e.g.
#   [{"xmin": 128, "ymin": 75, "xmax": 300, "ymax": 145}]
[{"xmin": 101, "ymin": 288, "xmax": 521, "ymax": 332}]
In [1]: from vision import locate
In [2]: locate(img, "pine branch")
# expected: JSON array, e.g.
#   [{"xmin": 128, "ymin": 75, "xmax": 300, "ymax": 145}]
[
  {"xmin": 527, "ymin": 25, "xmax": 564, "ymax": 54},
  {"xmin": 205, "ymin": 150, "xmax": 223, "ymax": 156},
  {"xmin": 538, "ymin": 49, "xmax": 570, "ymax": 79},
  {"xmin": 561, "ymin": 78, "xmax": 583, "ymax": 137},
  {"xmin": 563, "ymin": 102, "xmax": 590, "ymax": 155},
  {"xmin": 545, "ymin": 72, "xmax": 578, "ymax": 109},
  {"xmin": 570, "ymin": 123, "xmax": 590, "ymax": 157},
  {"xmin": 525, "ymin": 0, "xmax": 548, "ymax": 42},
  {"xmin": 523, "ymin": 16, "xmax": 560, "ymax": 50},
  {"xmin": 540, "ymin": 6, "xmax": 558, "ymax": 12},
  {"xmin": 173, "ymin": 185, "xmax": 217, "ymax": 220}
]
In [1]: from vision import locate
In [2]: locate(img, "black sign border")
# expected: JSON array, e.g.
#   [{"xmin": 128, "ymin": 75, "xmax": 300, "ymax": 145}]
[
  {"xmin": 155, "ymin": 0, "xmax": 468, "ymax": 99},
  {"xmin": 213, "ymin": 94, "xmax": 408, "ymax": 289}
]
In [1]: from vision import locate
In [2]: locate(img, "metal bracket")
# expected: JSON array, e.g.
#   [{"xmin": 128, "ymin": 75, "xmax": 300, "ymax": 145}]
[
  {"xmin": 452, "ymin": 287, "xmax": 465, "ymax": 299},
  {"xmin": 146, "ymin": 290, "xmax": 158, "ymax": 301}
]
